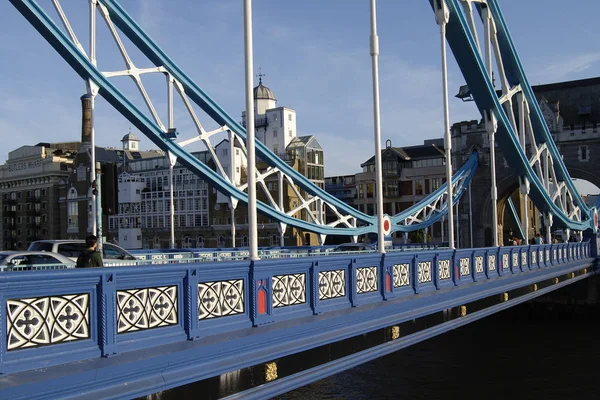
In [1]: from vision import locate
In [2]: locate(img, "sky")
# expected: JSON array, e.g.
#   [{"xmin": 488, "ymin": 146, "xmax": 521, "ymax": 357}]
[{"xmin": 1, "ymin": 0, "xmax": 599, "ymax": 194}]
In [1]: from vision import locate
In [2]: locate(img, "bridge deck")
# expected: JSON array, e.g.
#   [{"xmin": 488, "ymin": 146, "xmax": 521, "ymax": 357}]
[{"xmin": 0, "ymin": 244, "xmax": 595, "ymax": 399}]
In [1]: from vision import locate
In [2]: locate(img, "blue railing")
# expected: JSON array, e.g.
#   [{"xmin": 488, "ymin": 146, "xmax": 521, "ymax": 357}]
[{"xmin": 0, "ymin": 241, "xmax": 592, "ymax": 375}]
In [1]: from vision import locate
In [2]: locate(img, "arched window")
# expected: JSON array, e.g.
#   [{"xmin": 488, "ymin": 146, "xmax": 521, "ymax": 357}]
[
  {"xmin": 182, "ymin": 235, "xmax": 192, "ymax": 248},
  {"xmin": 270, "ymin": 234, "xmax": 280, "ymax": 246},
  {"xmin": 197, "ymin": 235, "xmax": 205, "ymax": 248},
  {"xmin": 241, "ymin": 235, "xmax": 249, "ymax": 247},
  {"xmin": 153, "ymin": 236, "xmax": 160, "ymax": 249},
  {"xmin": 67, "ymin": 187, "xmax": 78, "ymax": 231},
  {"xmin": 217, "ymin": 234, "xmax": 227, "ymax": 248}
]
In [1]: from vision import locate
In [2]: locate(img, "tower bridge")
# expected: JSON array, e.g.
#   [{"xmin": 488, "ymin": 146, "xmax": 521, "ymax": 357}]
[{"xmin": 1, "ymin": 0, "xmax": 599, "ymax": 398}]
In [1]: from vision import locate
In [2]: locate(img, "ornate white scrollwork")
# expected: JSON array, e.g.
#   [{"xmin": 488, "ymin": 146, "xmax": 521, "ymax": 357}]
[
  {"xmin": 356, "ymin": 267, "xmax": 378, "ymax": 294},
  {"xmin": 7, "ymin": 294, "xmax": 90, "ymax": 351},
  {"xmin": 319, "ymin": 270, "xmax": 346, "ymax": 300},
  {"xmin": 272, "ymin": 274, "xmax": 306, "ymax": 307},
  {"xmin": 198, "ymin": 280, "xmax": 244, "ymax": 320},
  {"xmin": 117, "ymin": 286, "xmax": 178, "ymax": 333}
]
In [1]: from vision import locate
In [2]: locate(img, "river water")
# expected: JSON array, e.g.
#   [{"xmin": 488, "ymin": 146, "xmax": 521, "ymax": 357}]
[{"xmin": 275, "ymin": 281, "xmax": 599, "ymax": 400}]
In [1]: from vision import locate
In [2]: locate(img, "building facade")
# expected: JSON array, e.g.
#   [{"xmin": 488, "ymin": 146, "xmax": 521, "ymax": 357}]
[
  {"xmin": 325, "ymin": 139, "xmax": 447, "ymax": 243},
  {"xmin": 107, "ymin": 150, "xmax": 210, "ymax": 249},
  {"xmin": 0, "ymin": 143, "xmax": 76, "ymax": 250}
]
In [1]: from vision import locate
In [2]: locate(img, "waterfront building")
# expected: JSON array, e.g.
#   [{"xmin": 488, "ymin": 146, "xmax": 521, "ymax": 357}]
[
  {"xmin": 325, "ymin": 138, "xmax": 447, "ymax": 243},
  {"xmin": 107, "ymin": 149, "xmax": 210, "ymax": 249},
  {"xmin": 107, "ymin": 78, "xmax": 325, "ymax": 248},
  {"xmin": 209, "ymin": 78, "xmax": 325, "ymax": 247},
  {"xmin": 0, "ymin": 143, "xmax": 76, "ymax": 250}
]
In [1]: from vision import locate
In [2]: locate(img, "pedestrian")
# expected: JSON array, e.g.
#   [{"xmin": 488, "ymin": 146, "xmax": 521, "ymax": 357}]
[
  {"xmin": 535, "ymin": 233, "xmax": 544, "ymax": 244},
  {"xmin": 76, "ymin": 235, "xmax": 103, "ymax": 268}
]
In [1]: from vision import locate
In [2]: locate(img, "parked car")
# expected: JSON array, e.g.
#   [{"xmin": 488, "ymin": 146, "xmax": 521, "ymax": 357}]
[
  {"xmin": 330, "ymin": 243, "xmax": 375, "ymax": 253},
  {"xmin": 27, "ymin": 240, "xmax": 137, "ymax": 263},
  {"xmin": 0, "ymin": 251, "xmax": 75, "ymax": 271}
]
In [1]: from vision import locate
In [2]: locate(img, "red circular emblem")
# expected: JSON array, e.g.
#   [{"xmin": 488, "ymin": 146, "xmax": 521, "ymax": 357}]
[{"xmin": 383, "ymin": 219, "xmax": 390, "ymax": 232}]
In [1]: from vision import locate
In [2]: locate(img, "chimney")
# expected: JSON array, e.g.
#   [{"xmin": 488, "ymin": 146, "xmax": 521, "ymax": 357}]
[{"xmin": 80, "ymin": 93, "xmax": 92, "ymax": 144}]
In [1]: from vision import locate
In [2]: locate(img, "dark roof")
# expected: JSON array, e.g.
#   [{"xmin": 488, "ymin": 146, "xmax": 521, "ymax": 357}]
[
  {"xmin": 95, "ymin": 147, "xmax": 163, "ymax": 163},
  {"xmin": 361, "ymin": 142, "xmax": 445, "ymax": 167},
  {"xmin": 254, "ymin": 82, "xmax": 276, "ymax": 101}
]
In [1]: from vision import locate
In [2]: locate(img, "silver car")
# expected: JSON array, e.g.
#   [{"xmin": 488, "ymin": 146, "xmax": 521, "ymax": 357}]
[
  {"xmin": 0, "ymin": 251, "xmax": 76, "ymax": 271},
  {"xmin": 27, "ymin": 240, "xmax": 137, "ymax": 264}
]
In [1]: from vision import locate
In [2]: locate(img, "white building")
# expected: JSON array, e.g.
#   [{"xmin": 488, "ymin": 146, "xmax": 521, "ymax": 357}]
[
  {"xmin": 215, "ymin": 79, "xmax": 298, "ymax": 206},
  {"xmin": 241, "ymin": 78, "xmax": 297, "ymax": 157},
  {"xmin": 107, "ymin": 134, "xmax": 210, "ymax": 249}
]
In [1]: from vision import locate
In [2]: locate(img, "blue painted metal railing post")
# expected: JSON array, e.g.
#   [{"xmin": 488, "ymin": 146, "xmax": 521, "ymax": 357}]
[
  {"xmin": 98, "ymin": 272, "xmax": 117, "ymax": 357},
  {"xmin": 310, "ymin": 261, "xmax": 319, "ymax": 314},
  {"xmin": 381, "ymin": 254, "xmax": 393, "ymax": 301},
  {"xmin": 184, "ymin": 268, "xmax": 200, "ymax": 340},
  {"xmin": 350, "ymin": 258, "xmax": 358, "ymax": 307},
  {"xmin": 250, "ymin": 261, "xmax": 274, "ymax": 326},
  {"xmin": 0, "ymin": 281, "xmax": 5, "ymax": 374}
]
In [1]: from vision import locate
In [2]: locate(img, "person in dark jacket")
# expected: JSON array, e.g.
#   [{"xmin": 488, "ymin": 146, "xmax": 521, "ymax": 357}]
[{"xmin": 76, "ymin": 235, "xmax": 103, "ymax": 268}]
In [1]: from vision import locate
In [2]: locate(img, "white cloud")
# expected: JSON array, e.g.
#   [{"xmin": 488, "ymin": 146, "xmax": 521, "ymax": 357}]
[{"xmin": 530, "ymin": 52, "xmax": 600, "ymax": 83}]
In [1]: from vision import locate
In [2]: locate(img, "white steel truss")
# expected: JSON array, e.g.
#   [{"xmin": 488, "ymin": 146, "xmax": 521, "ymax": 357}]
[{"xmin": 457, "ymin": 0, "xmax": 585, "ymax": 234}]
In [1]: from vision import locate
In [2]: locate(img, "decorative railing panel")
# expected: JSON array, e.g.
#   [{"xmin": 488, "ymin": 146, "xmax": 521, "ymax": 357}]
[
  {"xmin": 272, "ymin": 274, "xmax": 306, "ymax": 307},
  {"xmin": 474, "ymin": 256, "xmax": 484, "ymax": 274},
  {"xmin": 393, "ymin": 264, "xmax": 411, "ymax": 287},
  {"xmin": 198, "ymin": 280, "xmax": 244, "ymax": 320},
  {"xmin": 319, "ymin": 270, "xmax": 346, "ymax": 300},
  {"xmin": 438, "ymin": 259, "xmax": 451, "ymax": 281},
  {"xmin": 117, "ymin": 286, "xmax": 178, "ymax": 333},
  {"xmin": 460, "ymin": 257, "xmax": 471, "ymax": 277},
  {"xmin": 488, "ymin": 254, "xmax": 497, "ymax": 272},
  {"xmin": 356, "ymin": 267, "xmax": 378, "ymax": 294},
  {"xmin": 6, "ymin": 294, "xmax": 89, "ymax": 351},
  {"xmin": 417, "ymin": 261, "xmax": 432, "ymax": 284}
]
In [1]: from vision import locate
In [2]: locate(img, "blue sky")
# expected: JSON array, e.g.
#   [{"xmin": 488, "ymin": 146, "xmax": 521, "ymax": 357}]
[{"xmin": 1, "ymin": 0, "xmax": 599, "ymax": 194}]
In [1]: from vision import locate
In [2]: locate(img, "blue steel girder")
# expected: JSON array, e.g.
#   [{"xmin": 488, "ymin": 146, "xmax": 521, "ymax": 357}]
[
  {"xmin": 11, "ymin": 0, "xmax": 477, "ymax": 237},
  {"xmin": 506, "ymin": 197, "xmax": 526, "ymax": 240},
  {"xmin": 429, "ymin": 0, "xmax": 594, "ymax": 232}
]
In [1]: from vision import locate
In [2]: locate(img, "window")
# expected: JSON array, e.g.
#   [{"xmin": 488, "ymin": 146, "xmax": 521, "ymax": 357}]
[
  {"xmin": 431, "ymin": 178, "xmax": 441, "ymax": 191},
  {"xmin": 241, "ymin": 235, "xmax": 249, "ymax": 247},
  {"xmin": 273, "ymin": 129, "xmax": 278, "ymax": 137},
  {"xmin": 217, "ymin": 235, "xmax": 227, "ymax": 248},
  {"xmin": 288, "ymin": 130, "xmax": 292, "ymax": 137},
  {"xmin": 67, "ymin": 187, "xmax": 78, "ymax": 231},
  {"xmin": 288, "ymin": 114, "xmax": 292, "ymax": 121},
  {"xmin": 415, "ymin": 179, "xmax": 424, "ymax": 195},
  {"xmin": 270, "ymin": 234, "xmax": 280, "ymax": 246},
  {"xmin": 579, "ymin": 145, "xmax": 590, "ymax": 162},
  {"xmin": 222, "ymin": 148, "xmax": 228, "ymax": 156}
]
